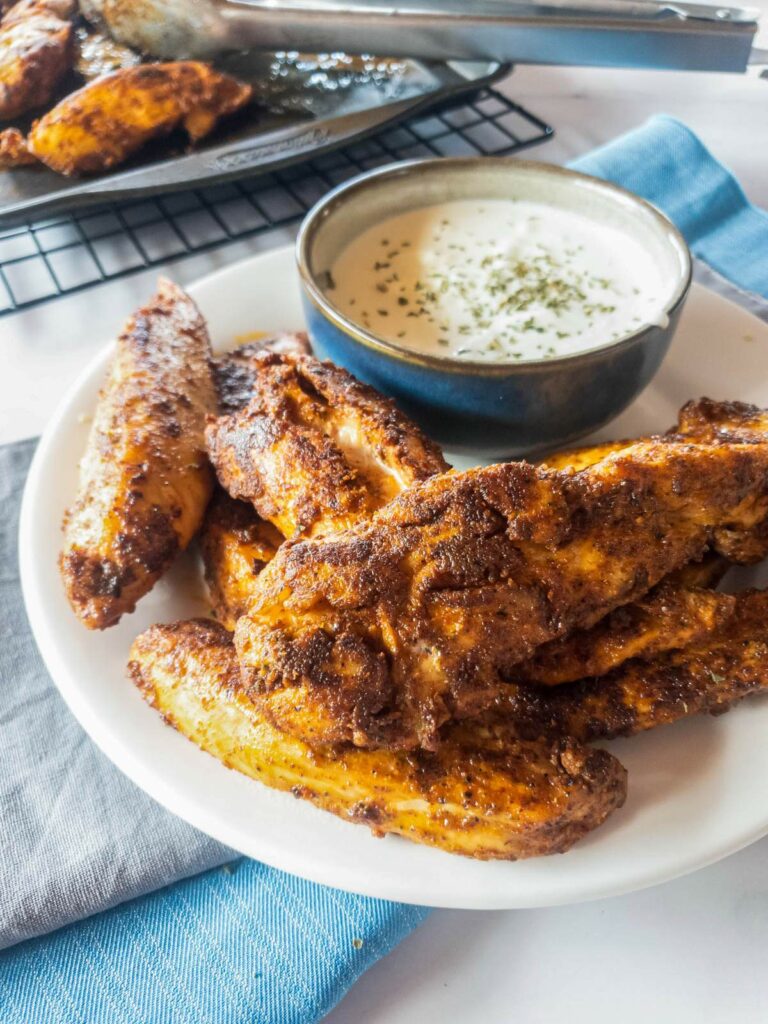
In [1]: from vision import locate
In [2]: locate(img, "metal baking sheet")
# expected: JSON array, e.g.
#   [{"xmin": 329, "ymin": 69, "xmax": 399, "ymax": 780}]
[
  {"xmin": 0, "ymin": 85, "xmax": 553, "ymax": 316},
  {"xmin": 0, "ymin": 57, "xmax": 510, "ymax": 227}
]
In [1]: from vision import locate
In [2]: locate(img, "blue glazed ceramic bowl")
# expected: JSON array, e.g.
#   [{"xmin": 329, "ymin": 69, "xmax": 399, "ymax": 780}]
[{"xmin": 296, "ymin": 158, "xmax": 691, "ymax": 457}]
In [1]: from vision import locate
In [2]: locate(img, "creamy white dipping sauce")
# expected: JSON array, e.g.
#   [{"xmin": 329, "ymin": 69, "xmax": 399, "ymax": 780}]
[{"xmin": 328, "ymin": 199, "xmax": 667, "ymax": 362}]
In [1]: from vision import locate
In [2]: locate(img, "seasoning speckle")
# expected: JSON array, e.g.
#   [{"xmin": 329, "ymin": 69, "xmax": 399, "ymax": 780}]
[{"xmin": 329, "ymin": 199, "xmax": 666, "ymax": 362}]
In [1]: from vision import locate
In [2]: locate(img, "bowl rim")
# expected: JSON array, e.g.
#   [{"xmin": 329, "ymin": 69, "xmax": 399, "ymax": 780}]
[{"xmin": 295, "ymin": 156, "xmax": 693, "ymax": 377}]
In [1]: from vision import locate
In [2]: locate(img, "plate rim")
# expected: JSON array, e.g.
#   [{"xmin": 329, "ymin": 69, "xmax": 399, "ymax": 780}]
[{"xmin": 19, "ymin": 245, "xmax": 768, "ymax": 910}]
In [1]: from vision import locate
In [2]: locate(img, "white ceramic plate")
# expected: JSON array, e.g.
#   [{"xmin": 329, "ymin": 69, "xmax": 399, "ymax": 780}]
[{"xmin": 20, "ymin": 245, "xmax": 768, "ymax": 910}]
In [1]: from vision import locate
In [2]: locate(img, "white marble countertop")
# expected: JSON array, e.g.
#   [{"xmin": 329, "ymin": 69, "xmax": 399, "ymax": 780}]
[{"xmin": 2, "ymin": 11, "xmax": 768, "ymax": 1023}]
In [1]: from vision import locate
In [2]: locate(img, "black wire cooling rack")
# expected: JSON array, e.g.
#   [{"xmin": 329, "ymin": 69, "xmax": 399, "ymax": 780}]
[{"xmin": 0, "ymin": 90, "xmax": 552, "ymax": 316}]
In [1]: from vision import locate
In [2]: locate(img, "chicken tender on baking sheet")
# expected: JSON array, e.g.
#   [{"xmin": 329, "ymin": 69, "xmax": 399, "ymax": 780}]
[
  {"xmin": 0, "ymin": 125, "xmax": 35, "ymax": 165},
  {"xmin": 26, "ymin": 61, "xmax": 252, "ymax": 176},
  {"xmin": 235, "ymin": 413, "xmax": 768, "ymax": 751},
  {"xmin": 0, "ymin": 0, "xmax": 74, "ymax": 120},
  {"xmin": 200, "ymin": 490, "xmax": 282, "ymax": 631},
  {"xmin": 499, "ymin": 589, "xmax": 768, "ymax": 744},
  {"xmin": 60, "ymin": 279, "xmax": 217, "ymax": 630},
  {"xmin": 207, "ymin": 352, "xmax": 450, "ymax": 538},
  {"xmin": 129, "ymin": 619, "xmax": 627, "ymax": 861},
  {"xmin": 520, "ymin": 557, "xmax": 734, "ymax": 686},
  {"xmin": 78, "ymin": 0, "xmax": 218, "ymax": 60}
]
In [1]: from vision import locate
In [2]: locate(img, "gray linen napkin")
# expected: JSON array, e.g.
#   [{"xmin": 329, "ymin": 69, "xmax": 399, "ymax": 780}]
[
  {"xmin": 1, "ymin": 261, "xmax": 764, "ymax": 954},
  {"xmin": 0, "ymin": 438, "xmax": 232, "ymax": 951}
]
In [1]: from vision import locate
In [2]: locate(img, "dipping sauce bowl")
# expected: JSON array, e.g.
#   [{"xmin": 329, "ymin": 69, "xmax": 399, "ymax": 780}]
[{"xmin": 296, "ymin": 158, "xmax": 691, "ymax": 457}]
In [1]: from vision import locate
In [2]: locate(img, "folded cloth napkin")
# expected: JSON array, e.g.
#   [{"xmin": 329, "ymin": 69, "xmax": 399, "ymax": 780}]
[
  {"xmin": 570, "ymin": 114, "xmax": 768, "ymax": 300},
  {"xmin": 0, "ymin": 440, "xmax": 234, "ymax": 953},
  {"xmin": 0, "ymin": 441, "xmax": 429, "ymax": 1024},
  {"xmin": 1, "ymin": 114, "xmax": 768, "ymax": 1023}
]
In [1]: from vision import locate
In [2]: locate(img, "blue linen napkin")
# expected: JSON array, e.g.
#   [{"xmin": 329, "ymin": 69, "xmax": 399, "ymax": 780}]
[
  {"xmin": 2, "ymin": 114, "xmax": 768, "ymax": 1024},
  {"xmin": 0, "ymin": 859, "xmax": 427, "ymax": 1024},
  {"xmin": 571, "ymin": 114, "xmax": 768, "ymax": 300}
]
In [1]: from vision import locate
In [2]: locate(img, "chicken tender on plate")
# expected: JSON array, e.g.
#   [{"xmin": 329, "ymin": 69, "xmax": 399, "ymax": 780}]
[
  {"xmin": 672, "ymin": 397, "xmax": 768, "ymax": 445},
  {"xmin": 499, "ymin": 589, "xmax": 768, "ymax": 743},
  {"xmin": 60, "ymin": 278, "xmax": 217, "ymax": 629},
  {"xmin": 520, "ymin": 556, "xmax": 733, "ymax": 686},
  {"xmin": 235, "ymin": 407, "xmax": 768, "ymax": 750},
  {"xmin": 207, "ymin": 352, "xmax": 449, "ymax": 538},
  {"xmin": 541, "ymin": 399, "xmax": 768, "ymax": 473},
  {"xmin": 200, "ymin": 490, "xmax": 282, "ymax": 631},
  {"xmin": 201, "ymin": 499, "xmax": 735, "ymax": 695},
  {"xmin": 202, "ymin": 344, "xmax": 449, "ymax": 624},
  {"xmin": 213, "ymin": 333, "xmax": 311, "ymax": 415},
  {"xmin": 129, "ymin": 619, "xmax": 627, "ymax": 861}
]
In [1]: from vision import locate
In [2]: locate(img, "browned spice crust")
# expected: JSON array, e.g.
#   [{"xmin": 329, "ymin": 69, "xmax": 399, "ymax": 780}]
[
  {"xmin": 60, "ymin": 278, "xmax": 217, "ymax": 629},
  {"xmin": 213, "ymin": 333, "xmax": 311, "ymax": 415},
  {"xmin": 234, "ymin": 400, "xmax": 768, "ymax": 750},
  {"xmin": 495, "ymin": 589, "xmax": 768, "ymax": 743},
  {"xmin": 129, "ymin": 618, "xmax": 627, "ymax": 860},
  {"xmin": 26, "ymin": 60, "xmax": 252, "ymax": 176},
  {"xmin": 0, "ymin": 0, "xmax": 75, "ymax": 121},
  {"xmin": 520, "ymin": 559, "xmax": 735, "ymax": 686},
  {"xmin": 207, "ymin": 351, "xmax": 449, "ymax": 538}
]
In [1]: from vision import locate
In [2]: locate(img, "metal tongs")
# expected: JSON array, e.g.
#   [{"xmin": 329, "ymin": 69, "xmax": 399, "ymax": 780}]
[{"xmin": 85, "ymin": 0, "xmax": 766, "ymax": 72}]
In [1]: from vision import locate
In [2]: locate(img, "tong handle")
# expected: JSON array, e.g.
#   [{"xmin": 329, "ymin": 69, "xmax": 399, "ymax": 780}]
[{"xmin": 226, "ymin": 0, "xmax": 759, "ymax": 25}]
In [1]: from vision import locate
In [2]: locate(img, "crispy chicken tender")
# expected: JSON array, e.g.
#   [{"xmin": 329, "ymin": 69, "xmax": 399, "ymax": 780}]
[
  {"xmin": 235, "ymin": 412, "xmax": 768, "ymax": 750},
  {"xmin": 206, "ymin": 352, "xmax": 450, "ymax": 538},
  {"xmin": 213, "ymin": 332, "xmax": 311, "ymax": 415},
  {"xmin": 129, "ymin": 619, "xmax": 627, "ymax": 860},
  {"xmin": 202, "ymin": 336, "xmax": 317, "ymax": 626},
  {"xmin": 78, "ymin": 0, "xmax": 219, "ymax": 60},
  {"xmin": 672, "ymin": 397, "xmax": 768, "ymax": 444},
  {"xmin": 542, "ymin": 402, "xmax": 768, "ymax": 573},
  {"xmin": 521, "ymin": 557, "xmax": 733, "ymax": 686},
  {"xmin": 0, "ymin": 0, "xmax": 74, "ymax": 120},
  {"xmin": 26, "ymin": 61, "xmax": 252, "ymax": 176},
  {"xmin": 60, "ymin": 279, "xmax": 217, "ymax": 629},
  {"xmin": 668, "ymin": 401, "xmax": 768, "ymax": 564},
  {"xmin": 0, "ymin": 125, "xmax": 34, "ymax": 164},
  {"xmin": 540, "ymin": 398, "xmax": 768, "ymax": 474},
  {"xmin": 200, "ymin": 490, "xmax": 282, "ymax": 631},
  {"xmin": 498, "ymin": 589, "xmax": 768, "ymax": 744},
  {"xmin": 202, "ymin": 501, "xmax": 735, "ymax": 692},
  {"xmin": 203, "ymin": 341, "xmax": 448, "ymax": 623},
  {"xmin": 540, "ymin": 440, "xmax": 634, "ymax": 472},
  {"xmin": 204, "ymin": 376, "xmax": 733, "ymax": 690}
]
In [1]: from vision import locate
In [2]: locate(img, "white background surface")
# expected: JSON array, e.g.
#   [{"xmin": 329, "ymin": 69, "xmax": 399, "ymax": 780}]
[{"xmin": 3, "ymin": 8, "xmax": 768, "ymax": 1021}]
